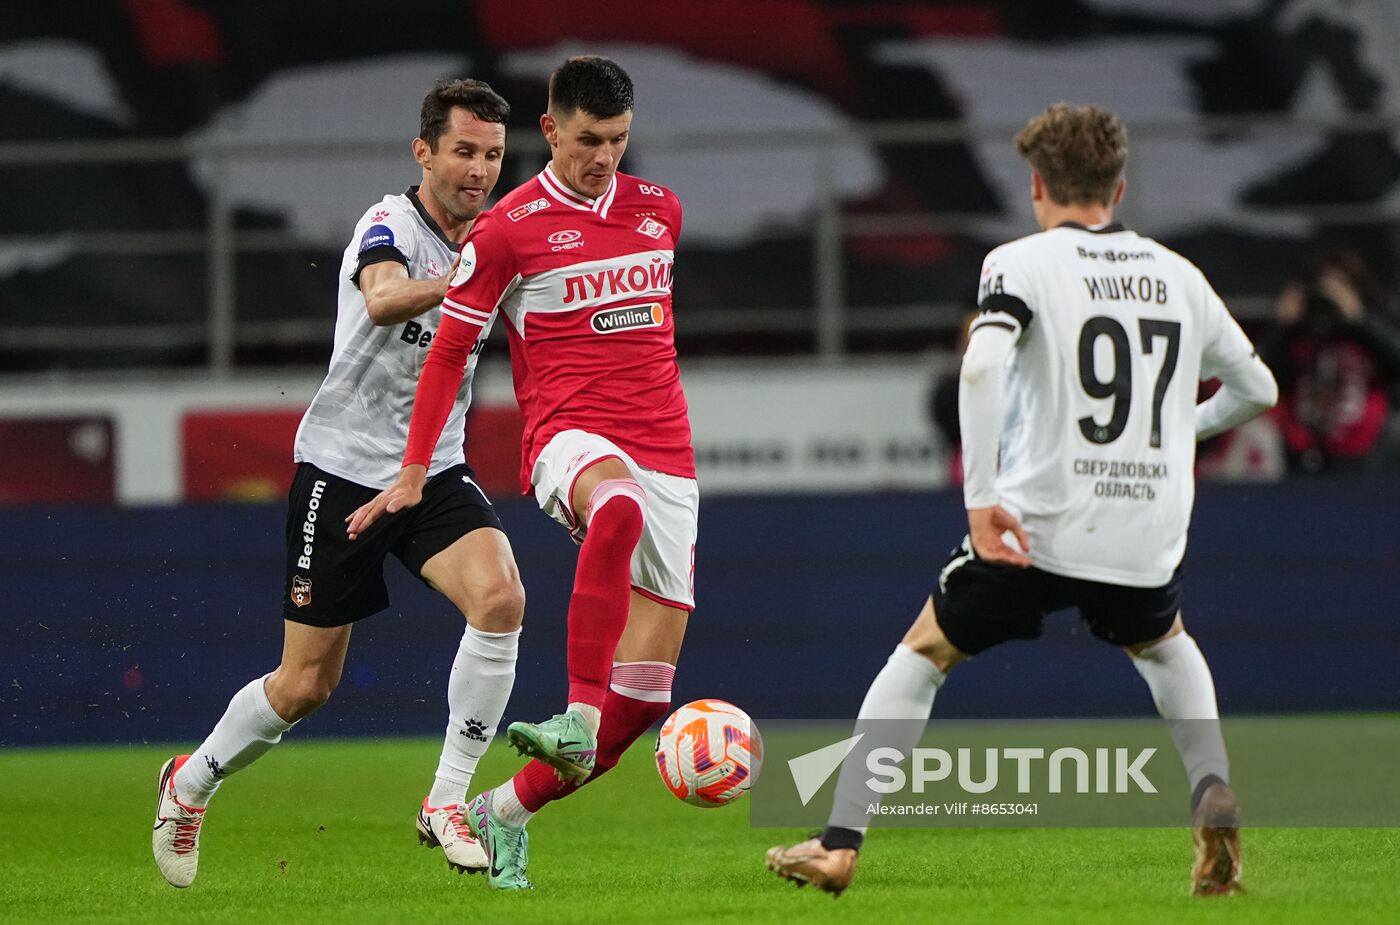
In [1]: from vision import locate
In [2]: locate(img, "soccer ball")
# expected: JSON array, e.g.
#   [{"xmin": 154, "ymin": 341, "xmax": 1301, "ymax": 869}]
[{"xmin": 654, "ymin": 698, "xmax": 762, "ymax": 807}]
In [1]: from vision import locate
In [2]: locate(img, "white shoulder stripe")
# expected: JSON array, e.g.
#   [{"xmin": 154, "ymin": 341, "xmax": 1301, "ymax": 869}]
[
  {"xmin": 442, "ymin": 297, "xmax": 494, "ymax": 322},
  {"xmin": 441, "ymin": 303, "xmax": 493, "ymax": 326}
]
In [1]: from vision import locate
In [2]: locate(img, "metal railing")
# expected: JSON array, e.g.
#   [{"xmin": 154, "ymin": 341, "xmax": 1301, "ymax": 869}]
[{"xmin": 3, "ymin": 113, "xmax": 1398, "ymax": 372}]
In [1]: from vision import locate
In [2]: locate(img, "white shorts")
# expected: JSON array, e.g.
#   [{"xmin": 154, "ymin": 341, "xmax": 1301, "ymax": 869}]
[{"xmin": 531, "ymin": 429, "xmax": 699, "ymax": 611}]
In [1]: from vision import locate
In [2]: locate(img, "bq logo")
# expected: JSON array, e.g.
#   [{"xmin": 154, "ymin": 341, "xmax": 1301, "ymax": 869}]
[{"xmin": 591, "ymin": 303, "xmax": 664, "ymax": 334}]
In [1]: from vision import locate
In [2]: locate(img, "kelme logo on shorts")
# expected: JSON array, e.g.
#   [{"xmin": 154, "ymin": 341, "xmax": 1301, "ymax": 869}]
[{"xmin": 591, "ymin": 303, "xmax": 664, "ymax": 334}]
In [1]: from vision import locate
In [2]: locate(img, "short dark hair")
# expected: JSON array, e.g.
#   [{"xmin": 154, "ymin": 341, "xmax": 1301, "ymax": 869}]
[
  {"xmin": 419, "ymin": 78, "xmax": 510, "ymax": 151},
  {"xmin": 548, "ymin": 55, "xmax": 634, "ymax": 119},
  {"xmin": 1015, "ymin": 102, "xmax": 1128, "ymax": 206}
]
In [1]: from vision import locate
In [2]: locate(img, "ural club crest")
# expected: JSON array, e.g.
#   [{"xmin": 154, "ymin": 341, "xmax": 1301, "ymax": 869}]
[
  {"xmin": 291, "ymin": 576, "xmax": 313, "ymax": 608},
  {"xmin": 637, "ymin": 217, "xmax": 668, "ymax": 239}
]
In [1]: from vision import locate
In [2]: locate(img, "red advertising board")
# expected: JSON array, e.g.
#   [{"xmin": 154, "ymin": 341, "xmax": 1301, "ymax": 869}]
[
  {"xmin": 182, "ymin": 407, "xmax": 524, "ymax": 501},
  {"xmin": 0, "ymin": 417, "xmax": 116, "ymax": 504}
]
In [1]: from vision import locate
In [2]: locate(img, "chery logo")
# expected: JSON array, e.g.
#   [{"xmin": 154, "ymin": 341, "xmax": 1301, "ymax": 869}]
[{"xmin": 548, "ymin": 229, "xmax": 582, "ymax": 244}]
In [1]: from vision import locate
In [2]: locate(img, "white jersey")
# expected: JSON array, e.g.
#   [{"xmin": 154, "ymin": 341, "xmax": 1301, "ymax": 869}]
[
  {"xmin": 294, "ymin": 188, "xmax": 492, "ymax": 489},
  {"xmin": 972, "ymin": 223, "xmax": 1264, "ymax": 586}
]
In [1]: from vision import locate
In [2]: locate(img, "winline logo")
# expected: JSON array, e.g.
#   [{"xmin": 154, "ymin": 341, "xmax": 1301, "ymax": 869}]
[{"xmin": 591, "ymin": 303, "xmax": 664, "ymax": 334}]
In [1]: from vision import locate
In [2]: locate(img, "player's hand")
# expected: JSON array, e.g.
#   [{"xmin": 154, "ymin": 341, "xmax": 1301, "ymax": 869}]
[
  {"xmin": 436, "ymin": 253, "xmax": 461, "ymax": 300},
  {"xmin": 346, "ymin": 465, "xmax": 427, "ymax": 540},
  {"xmin": 967, "ymin": 505, "xmax": 1032, "ymax": 568}
]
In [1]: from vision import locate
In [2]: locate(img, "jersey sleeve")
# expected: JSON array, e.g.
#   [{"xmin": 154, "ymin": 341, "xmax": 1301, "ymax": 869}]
[
  {"xmin": 1195, "ymin": 275, "xmax": 1278, "ymax": 439},
  {"xmin": 439, "ymin": 209, "xmax": 521, "ymax": 318},
  {"xmin": 972, "ymin": 248, "xmax": 1035, "ymax": 341},
  {"xmin": 349, "ymin": 205, "xmax": 415, "ymax": 288},
  {"xmin": 402, "ymin": 313, "xmax": 493, "ymax": 467},
  {"xmin": 1198, "ymin": 277, "xmax": 1260, "ymax": 380},
  {"xmin": 402, "ymin": 210, "xmax": 518, "ymax": 469},
  {"xmin": 668, "ymin": 192, "xmax": 683, "ymax": 244}
]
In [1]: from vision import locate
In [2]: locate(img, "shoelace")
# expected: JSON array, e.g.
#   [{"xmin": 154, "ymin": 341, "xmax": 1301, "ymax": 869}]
[
  {"xmin": 172, "ymin": 809, "xmax": 203, "ymax": 855},
  {"xmin": 445, "ymin": 808, "xmax": 475, "ymax": 841}
]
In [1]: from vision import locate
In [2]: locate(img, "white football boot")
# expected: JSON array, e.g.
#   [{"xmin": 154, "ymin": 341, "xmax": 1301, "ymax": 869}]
[
  {"xmin": 417, "ymin": 798, "xmax": 489, "ymax": 874},
  {"xmin": 152, "ymin": 755, "xmax": 205, "ymax": 888},
  {"xmin": 765, "ymin": 837, "xmax": 858, "ymax": 896}
]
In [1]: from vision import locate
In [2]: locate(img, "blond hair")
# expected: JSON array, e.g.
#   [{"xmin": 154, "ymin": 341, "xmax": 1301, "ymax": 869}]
[{"xmin": 1014, "ymin": 102, "xmax": 1128, "ymax": 206}]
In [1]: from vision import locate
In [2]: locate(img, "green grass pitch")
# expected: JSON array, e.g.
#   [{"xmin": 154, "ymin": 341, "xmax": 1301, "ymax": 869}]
[{"xmin": 2, "ymin": 737, "xmax": 1397, "ymax": 924}]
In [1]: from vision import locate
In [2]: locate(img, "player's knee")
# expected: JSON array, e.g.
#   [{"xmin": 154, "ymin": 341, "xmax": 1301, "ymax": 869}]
[
  {"xmin": 293, "ymin": 666, "xmax": 341, "ymax": 712},
  {"xmin": 900, "ymin": 602, "xmax": 967, "ymax": 673},
  {"xmin": 268, "ymin": 669, "xmax": 339, "ymax": 721},
  {"xmin": 586, "ymin": 479, "xmax": 647, "ymax": 543},
  {"xmin": 470, "ymin": 576, "xmax": 526, "ymax": 632}
]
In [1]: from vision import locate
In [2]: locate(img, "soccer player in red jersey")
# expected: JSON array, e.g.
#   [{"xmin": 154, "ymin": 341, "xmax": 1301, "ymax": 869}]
[{"xmin": 349, "ymin": 56, "xmax": 695, "ymax": 890}]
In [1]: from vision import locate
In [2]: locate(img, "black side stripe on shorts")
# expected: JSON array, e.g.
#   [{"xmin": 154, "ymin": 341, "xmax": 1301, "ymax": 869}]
[{"xmin": 978, "ymin": 292, "xmax": 1033, "ymax": 332}]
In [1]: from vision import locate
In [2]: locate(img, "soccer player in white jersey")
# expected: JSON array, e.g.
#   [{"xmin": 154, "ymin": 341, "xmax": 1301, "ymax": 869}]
[
  {"xmin": 765, "ymin": 103, "xmax": 1278, "ymax": 897},
  {"xmin": 152, "ymin": 80, "xmax": 523, "ymax": 887},
  {"xmin": 349, "ymin": 56, "xmax": 696, "ymax": 890}
]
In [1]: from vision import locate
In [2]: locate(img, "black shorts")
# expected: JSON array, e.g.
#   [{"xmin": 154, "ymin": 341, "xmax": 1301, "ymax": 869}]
[
  {"xmin": 282, "ymin": 462, "xmax": 503, "ymax": 627},
  {"xmin": 931, "ymin": 536, "xmax": 1181, "ymax": 655}
]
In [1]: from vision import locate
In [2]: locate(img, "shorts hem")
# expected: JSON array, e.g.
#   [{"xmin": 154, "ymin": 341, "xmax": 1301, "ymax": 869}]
[
  {"xmin": 631, "ymin": 583, "xmax": 694, "ymax": 613},
  {"xmin": 280, "ymin": 603, "xmax": 384, "ymax": 628}
]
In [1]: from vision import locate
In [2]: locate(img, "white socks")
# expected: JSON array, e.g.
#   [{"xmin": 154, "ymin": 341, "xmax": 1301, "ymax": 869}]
[
  {"xmin": 827, "ymin": 644, "xmax": 946, "ymax": 834},
  {"xmin": 428, "ymin": 625, "xmax": 521, "ymax": 808},
  {"xmin": 175, "ymin": 673, "xmax": 294, "ymax": 807},
  {"xmin": 491, "ymin": 778, "xmax": 535, "ymax": 826},
  {"xmin": 1131, "ymin": 632, "xmax": 1230, "ymax": 793}
]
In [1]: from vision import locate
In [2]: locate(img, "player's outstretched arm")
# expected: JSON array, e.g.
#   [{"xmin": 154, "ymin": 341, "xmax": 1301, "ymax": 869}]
[
  {"xmin": 345, "ymin": 310, "xmax": 487, "ymax": 539},
  {"xmin": 346, "ymin": 464, "xmax": 427, "ymax": 539},
  {"xmin": 360, "ymin": 255, "xmax": 460, "ymax": 327}
]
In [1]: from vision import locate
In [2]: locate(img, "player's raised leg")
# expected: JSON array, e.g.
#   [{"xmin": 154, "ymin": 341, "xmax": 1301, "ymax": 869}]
[
  {"xmin": 1127, "ymin": 615, "xmax": 1242, "ymax": 895},
  {"xmin": 766, "ymin": 596, "xmax": 964, "ymax": 895},
  {"xmin": 478, "ymin": 591, "xmax": 683, "ymax": 889},
  {"xmin": 506, "ymin": 458, "xmax": 645, "ymax": 782},
  {"xmin": 415, "ymin": 526, "xmax": 524, "ymax": 874},
  {"xmin": 153, "ymin": 620, "xmax": 349, "ymax": 888}
]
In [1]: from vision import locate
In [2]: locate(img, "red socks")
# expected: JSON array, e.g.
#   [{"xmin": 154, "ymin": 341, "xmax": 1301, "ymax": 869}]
[
  {"xmin": 565, "ymin": 480, "xmax": 646, "ymax": 708},
  {"xmin": 516, "ymin": 662, "xmax": 674, "ymax": 811}
]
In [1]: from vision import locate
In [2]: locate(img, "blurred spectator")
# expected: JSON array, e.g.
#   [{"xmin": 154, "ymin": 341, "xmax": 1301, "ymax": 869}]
[{"xmin": 1262, "ymin": 248, "xmax": 1400, "ymax": 473}]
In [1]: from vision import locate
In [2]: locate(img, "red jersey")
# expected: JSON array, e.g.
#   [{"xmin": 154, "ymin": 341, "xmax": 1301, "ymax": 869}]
[{"xmin": 403, "ymin": 166, "xmax": 695, "ymax": 492}]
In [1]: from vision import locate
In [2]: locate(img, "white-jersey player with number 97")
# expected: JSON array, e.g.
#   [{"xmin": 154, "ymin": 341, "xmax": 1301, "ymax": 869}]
[{"xmin": 766, "ymin": 102, "xmax": 1278, "ymax": 898}]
